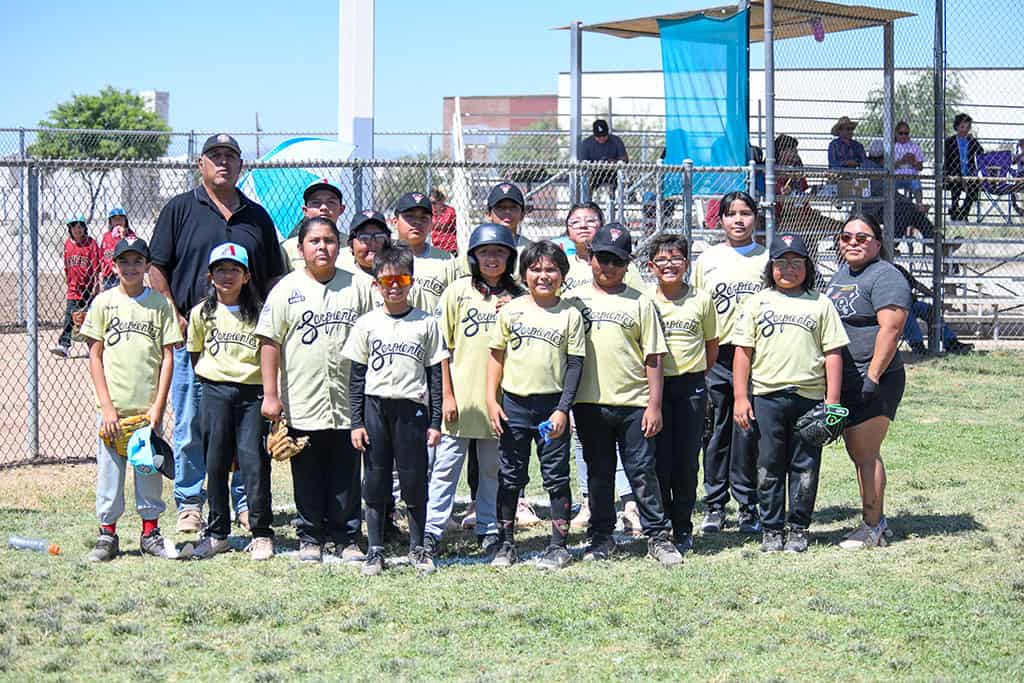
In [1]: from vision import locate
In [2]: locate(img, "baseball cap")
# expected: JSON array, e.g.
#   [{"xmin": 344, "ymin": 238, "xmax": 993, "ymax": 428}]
[
  {"xmin": 108, "ymin": 207, "xmax": 127, "ymax": 221},
  {"xmin": 590, "ymin": 222, "xmax": 632, "ymax": 261},
  {"xmin": 349, "ymin": 209, "xmax": 389, "ymax": 235},
  {"xmin": 127, "ymin": 425, "xmax": 175, "ymax": 479},
  {"xmin": 394, "ymin": 191, "xmax": 432, "ymax": 214},
  {"xmin": 593, "ymin": 119, "xmax": 610, "ymax": 136},
  {"xmin": 66, "ymin": 214, "xmax": 87, "ymax": 226},
  {"xmin": 769, "ymin": 233, "xmax": 810, "ymax": 259},
  {"xmin": 208, "ymin": 242, "xmax": 250, "ymax": 270},
  {"xmin": 303, "ymin": 178, "xmax": 344, "ymax": 204},
  {"xmin": 201, "ymin": 133, "xmax": 242, "ymax": 156},
  {"xmin": 486, "ymin": 182, "xmax": 525, "ymax": 210},
  {"xmin": 112, "ymin": 236, "xmax": 150, "ymax": 261}
]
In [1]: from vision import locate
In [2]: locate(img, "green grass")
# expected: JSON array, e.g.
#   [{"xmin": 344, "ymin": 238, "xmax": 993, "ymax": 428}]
[{"xmin": 2, "ymin": 353, "xmax": 1024, "ymax": 680}]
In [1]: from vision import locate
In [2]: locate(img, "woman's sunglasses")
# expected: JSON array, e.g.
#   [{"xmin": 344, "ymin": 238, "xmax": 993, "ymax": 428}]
[{"xmin": 839, "ymin": 233, "xmax": 873, "ymax": 245}]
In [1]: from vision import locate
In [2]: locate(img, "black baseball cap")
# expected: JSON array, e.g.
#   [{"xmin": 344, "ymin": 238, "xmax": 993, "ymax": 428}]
[
  {"xmin": 486, "ymin": 182, "xmax": 525, "ymax": 210},
  {"xmin": 349, "ymin": 209, "xmax": 389, "ymax": 235},
  {"xmin": 303, "ymin": 178, "xmax": 344, "ymax": 204},
  {"xmin": 201, "ymin": 133, "xmax": 241, "ymax": 156},
  {"xmin": 590, "ymin": 223, "xmax": 632, "ymax": 261},
  {"xmin": 112, "ymin": 236, "xmax": 150, "ymax": 261},
  {"xmin": 394, "ymin": 192, "xmax": 432, "ymax": 214},
  {"xmin": 593, "ymin": 119, "xmax": 610, "ymax": 136},
  {"xmin": 769, "ymin": 233, "xmax": 810, "ymax": 259}
]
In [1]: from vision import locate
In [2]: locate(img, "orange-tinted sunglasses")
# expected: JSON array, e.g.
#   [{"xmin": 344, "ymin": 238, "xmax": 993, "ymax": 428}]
[{"xmin": 377, "ymin": 274, "xmax": 412, "ymax": 288}]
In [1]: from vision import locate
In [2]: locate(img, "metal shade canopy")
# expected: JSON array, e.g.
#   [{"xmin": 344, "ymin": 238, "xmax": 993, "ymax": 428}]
[{"xmin": 555, "ymin": 0, "xmax": 914, "ymax": 42}]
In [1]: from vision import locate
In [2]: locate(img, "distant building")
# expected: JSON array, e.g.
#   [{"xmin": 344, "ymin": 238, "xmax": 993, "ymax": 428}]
[
  {"xmin": 442, "ymin": 95, "xmax": 557, "ymax": 161},
  {"xmin": 140, "ymin": 90, "xmax": 170, "ymax": 124}
]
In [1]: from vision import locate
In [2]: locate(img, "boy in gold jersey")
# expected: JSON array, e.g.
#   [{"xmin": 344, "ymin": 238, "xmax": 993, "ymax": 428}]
[
  {"xmin": 566, "ymin": 224, "xmax": 682, "ymax": 567},
  {"xmin": 733, "ymin": 233, "xmax": 848, "ymax": 553},
  {"xmin": 345, "ymin": 245, "xmax": 447, "ymax": 576},
  {"xmin": 81, "ymin": 237, "xmax": 182, "ymax": 561},
  {"xmin": 281, "ymin": 178, "xmax": 345, "ymax": 274},
  {"xmin": 257, "ymin": 216, "xmax": 375, "ymax": 563},
  {"xmin": 187, "ymin": 243, "xmax": 274, "ymax": 561},
  {"xmin": 691, "ymin": 191, "xmax": 768, "ymax": 535},
  {"xmin": 390, "ymin": 192, "xmax": 456, "ymax": 311},
  {"xmin": 486, "ymin": 241, "xmax": 585, "ymax": 570},
  {"xmin": 647, "ymin": 235, "xmax": 719, "ymax": 553}
]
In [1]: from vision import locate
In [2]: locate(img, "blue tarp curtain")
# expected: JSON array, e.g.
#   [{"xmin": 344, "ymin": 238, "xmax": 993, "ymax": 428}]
[{"xmin": 659, "ymin": 11, "xmax": 749, "ymax": 196}]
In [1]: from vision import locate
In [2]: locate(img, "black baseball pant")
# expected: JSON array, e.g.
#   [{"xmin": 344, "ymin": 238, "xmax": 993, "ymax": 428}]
[
  {"xmin": 703, "ymin": 344, "xmax": 758, "ymax": 514},
  {"xmin": 655, "ymin": 372, "xmax": 707, "ymax": 540},
  {"xmin": 289, "ymin": 427, "xmax": 361, "ymax": 547}
]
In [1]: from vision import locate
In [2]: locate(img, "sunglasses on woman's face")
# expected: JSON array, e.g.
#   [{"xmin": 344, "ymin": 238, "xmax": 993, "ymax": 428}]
[
  {"xmin": 839, "ymin": 232, "xmax": 873, "ymax": 245},
  {"xmin": 377, "ymin": 274, "xmax": 412, "ymax": 288}
]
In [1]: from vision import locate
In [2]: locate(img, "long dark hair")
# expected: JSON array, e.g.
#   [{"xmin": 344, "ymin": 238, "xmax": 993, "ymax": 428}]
[
  {"xmin": 565, "ymin": 202, "xmax": 605, "ymax": 229},
  {"xmin": 200, "ymin": 262, "xmax": 262, "ymax": 325},
  {"xmin": 468, "ymin": 245, "xmax": 523, "ymax": 299},
  {"xmin": 840, "ymin": 212, "xmax": 888, "ymax": 261},
  {"xmin": 762, "ymin": 255, "xmax": 816, "ymax": 293},
  {"xmin": 717, "ymin": 190, "xmax": 759, "ymax": 218},
  {"xmin": 297, "ymin": 215, "xmax": 340, "ymax": 243},
  {"xmin": 519, "ymin": 240, "xmax": 570, "ymax": 283}
]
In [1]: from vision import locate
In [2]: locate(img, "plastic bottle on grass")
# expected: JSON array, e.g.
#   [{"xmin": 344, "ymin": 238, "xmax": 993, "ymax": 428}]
[{"xmin": 7, "ymin": 535, "xmax": 60, "ymax": 555}]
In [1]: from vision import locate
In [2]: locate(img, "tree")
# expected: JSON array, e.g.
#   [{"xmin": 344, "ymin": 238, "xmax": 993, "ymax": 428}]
[
  {"xmin": 28, "ymin": 86, "xmax": 171, "ymax": 221},
  {"xmin": 859, "ymin": 71, "xmax": 969, "ymax": 151}
]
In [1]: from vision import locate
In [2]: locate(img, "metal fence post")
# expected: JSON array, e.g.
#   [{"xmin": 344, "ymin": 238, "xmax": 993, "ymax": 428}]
[
  {"xmin": 353, "ymin": 163, "xmax": 364, "ymax": 212},
  {"xmin": 655, "ymin": 165, "xmax": 664, "ymax": 235},
  {"xmin": 18, "ymin": 128, "xmax": 25, "ymax": 326},
  {"xmin": 426, "ymin": 133, "xmax": 433, "ymax": 192},
  {"xmin": 27, "ymin": 164, "xmax": 40, "ymax": 459},
  {"xmin": 931, "ymin": 0, "xmax": 946, "ymax": 355},
  {"xmin": 614, "ymin": 163, "xmax": 625, "ymax": 223},
  {"xmin": 682, "ymin": 159, "xmax": 694, "ymax": 245}
]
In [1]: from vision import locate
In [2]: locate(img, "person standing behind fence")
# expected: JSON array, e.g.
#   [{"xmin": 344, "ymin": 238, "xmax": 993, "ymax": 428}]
[
  {"xmin": 944, "ymin": 113, "xmax": 985, "ymax": 224},
  {"xmin": 80, "ymin": 237, "xmax": 182, "ymax": 561},
  {"xmin": 691, "ymin": 191, "xmax": 767, "ymax": 535},
  {"xmin": 827, "ymin": 117, "xmax": 866, "ymax": 170},
  {"xmin": 51, "ymin": 215, "xmax": 101, "ymax": 359},
  {"xmin": 99, "ymin": 208, "xmax": 135, "ymax": 291},
  {"xmin": 580, "ymin": 119, "xmax": 629, "ymax": 199},
  {"xmin": 429, "ymin": 189, "xmax": 458, "ymax": 255},
  {"xmin": 282, "ymin": 178, "xmax": 346, "ymax": 274},
  {"xmin": 149, "ymin": 133, "xmax": 285, "ymax": 534}
]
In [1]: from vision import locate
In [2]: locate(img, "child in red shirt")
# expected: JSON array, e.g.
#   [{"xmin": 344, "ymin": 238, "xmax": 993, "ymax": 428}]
[
  {"xmin": 99, "ymin": 208, "xmax": 135, "ymax": 290},
  {"xmin": 51, "ymin": 215, "xmax": 101, "ymax": 358}
]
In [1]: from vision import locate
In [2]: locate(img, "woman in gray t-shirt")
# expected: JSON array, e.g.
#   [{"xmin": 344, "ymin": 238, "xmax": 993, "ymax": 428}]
[{"xmin": 824, "ymin": 214, "xmax": 910, "ymax": 550}]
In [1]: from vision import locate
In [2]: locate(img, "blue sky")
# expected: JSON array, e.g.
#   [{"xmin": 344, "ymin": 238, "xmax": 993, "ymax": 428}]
[{"xmin": 1, "ymin": 1, "xmax": 1016, "ymax": 138}]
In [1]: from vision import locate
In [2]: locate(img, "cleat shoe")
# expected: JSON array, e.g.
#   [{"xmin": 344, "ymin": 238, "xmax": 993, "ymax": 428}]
[
  {"xmin": 761, "ymin": 530, "xmax": 785, "ymax": 553},
  {"xmin": 298, "ymin": 542, "xmax": 323, "ymax": 563},
  {"xmin": 192, "ymin": 535, "xmax": 231, "ymax": 560},
  {"xmin": 87, "ymin": 530, "xmax": 119, "ymax": 562},
  {"xmin": 478, "ymin": 533, "xmax": 500, "ymax": 559},
  {"xmin": 460, "ymin": 502, "xmax": 477, "ymax": 530},
  {"xmin": 674, "ymin": 533, "xmax": 695, "ymax": 556},
  {"xmin": 620, "ymin": 500, "xmax": 643, "ymax": 537},
  {"xmin": 362, "ymin": 547, "xmax": 385, "ymax": 576},
  {"xmin": 175, "ymin": 508, "xmax": 203, "ymax": 534},
  {"xmin": 946, "ymin": 340, "xmax": 974, "ymax": 354},
  {"xmin": 910, "ymin": 342, "xmax": 927, "ymax": 354},
  {"xmin": 536, "ymin": 545, "xmax": 572, "ymax": 571},
  {"xmin": 338, "ymin": 543, "xmax": 366, "ymax": 564},
  {"xmin": 410, "ymin": 545, "xmax": 436, "ymax": 574},
  {"xmin": 247, "ymin": 537, "xmax": 274, "ymax": 561},
  {"xmin": 738, "ymin": 509, "xmax": 762, "ymax": 534},
  {"xmin": 839, "ymin": 521, "xmax": 889, "ymax": 550},
  {"xmin": 581, "ymin": 535, "xmax": 615, "ymax": 562},
  {"xmin": 49, "ymin": 344, "xmax": 70, "ymax": 358},
  {"xmin": 570, "ymin": 497, "xmax": 591, "ymax": 529},
  {"xmin": 140, "ymin": 527, "xmax": 172, "ymax": 559},
  {"xmin": 647, "ymin": 535, "xmax": 683, "ymax": 567},
  {"xmin": 783, "ymin": 527, "xmax": 810, "ymax": 553},
  {"xmin": 490, "ymin": 541, "xmax": 518, "ymax": 567},
  {"xmin": 423, "ymin": 533, "xmax": 440, "ymax": 558},
  {"xmin": 701, "ymin": 508, "xmax": 726, "ymax": 533},
  {"xmin": 516, "ymin": 499, "xmax": 543, "ymax": 527}
]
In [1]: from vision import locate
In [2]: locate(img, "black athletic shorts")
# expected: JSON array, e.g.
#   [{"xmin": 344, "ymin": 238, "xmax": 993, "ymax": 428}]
[{"xmin": 841, "ymin": 367, "xmax": 906, "ymax": 428}]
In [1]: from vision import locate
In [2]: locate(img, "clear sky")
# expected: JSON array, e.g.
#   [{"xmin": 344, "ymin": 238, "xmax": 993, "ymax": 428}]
[{"xmin": 1, "ymin": 1, "xmax": 1015, "ymax": 139}]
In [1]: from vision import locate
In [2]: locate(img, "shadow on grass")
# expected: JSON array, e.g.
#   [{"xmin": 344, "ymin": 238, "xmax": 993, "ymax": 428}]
[{"xmin": 816, "ymin": 511, "xmax": 986, "ymax": 546}]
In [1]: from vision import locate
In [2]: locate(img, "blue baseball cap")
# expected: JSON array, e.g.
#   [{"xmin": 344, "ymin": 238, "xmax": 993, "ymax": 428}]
[
  {"xmin": 208, "ymin": 242, "xmax": 250, "ymax": 270},
  {"xmin": 127, "ymin": 426, "xmax": 175, "ymax": 479},
  {"xmin": 66, "ymin": 214, "xmax": 88, "ymax": 226},
  {"xmin": 108, "ymin": 207, "xmax": 127, "ymax": 219}
]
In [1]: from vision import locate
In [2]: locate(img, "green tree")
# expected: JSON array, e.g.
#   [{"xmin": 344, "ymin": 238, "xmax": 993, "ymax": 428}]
[
  {"xmin": 29, "ymin": 86, "xmax": 171, "ymax": 221},
  {"xmin": 859, "ymin": 71, "xmax": 969, "ymax": 150}
]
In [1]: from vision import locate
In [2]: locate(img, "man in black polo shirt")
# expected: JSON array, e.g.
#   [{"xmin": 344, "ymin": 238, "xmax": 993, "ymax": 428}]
[
  {"xmin": 579, "ymin": 119, "xmax": 629, "ymax": 199},
  {"xmin": 149, "ymin": 133, "xmax": 285, "ymax": 533}
]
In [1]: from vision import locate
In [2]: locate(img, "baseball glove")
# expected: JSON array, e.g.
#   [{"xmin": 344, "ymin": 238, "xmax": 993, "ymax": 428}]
[
  {"xmin": 795, "ymin": 403, "xmax": 849, "ymax": 447},
  {"xmin": 100, "ymin": 414, "xmax": 150, "ymax": 457},
  {"xmin": 266, "ymin": 417, "xmax": 310, "ymax": 462}
]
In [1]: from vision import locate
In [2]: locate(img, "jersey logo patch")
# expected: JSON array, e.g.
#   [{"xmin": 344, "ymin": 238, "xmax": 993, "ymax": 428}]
[
  {"xmin": 825, "ymin": 284, "xmax": 860, "ymax": 317},
  {"xmin": 288, "ymin": 289, "xmax": 306, "ymax": 304}
]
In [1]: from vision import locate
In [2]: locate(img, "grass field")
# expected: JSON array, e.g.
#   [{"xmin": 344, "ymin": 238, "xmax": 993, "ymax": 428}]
[{"xmin": 1, "ymin": 353, "xmax": 1023, "ymax": 681}]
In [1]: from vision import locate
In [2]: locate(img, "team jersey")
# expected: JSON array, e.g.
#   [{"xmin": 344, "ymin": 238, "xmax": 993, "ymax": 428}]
[
  {"xmin": 63, "ymin": 237, "xmax": 102, "ymax": 299},
  {"xmin": 186, "ymin": 301, "xmax": 262, "ymax": 385},
  {"xmin": 650, "ymin": 285, "xmax": 718, "ymax": 376},
  {"xmin": 437, "ymin": 278, "xmax": 511, "ymax": 439},
  {"xmin": 405, "ymin": 243, "xmax": 457, "ymax": 311},
  {"xmin": 732, "ymin": 288, "xmax": 850, "ymax": 400},
  {"xmin": 566, "ymin": 284, "xmax": 667, "ymax": 408},
  {"xmin": 341, "ymin": 307, "xmax": 447, "ymax": 407},
  {"xmin": 489, "ymin": 296, "xmax": 586, "ymax": 396},
  {"xmin": 255, "ymin": 268, "xmax": 374, "ymax": 431},
  {"xmin": 80, "ymin": 287, "xmax": 183, "ymax": 415},
  {"xmin": 563, "ymin": 254, "xmax": 645, "ymax": 292},
  {"xmin": 691, "ymin": 242, "xmax": 768, "ymax": 345},
  {"xmin": 280, "ymin": 236, "xmax": 303, "ymax": 274}
]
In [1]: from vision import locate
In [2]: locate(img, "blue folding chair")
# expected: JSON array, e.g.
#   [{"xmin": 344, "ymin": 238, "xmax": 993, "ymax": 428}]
[{"xmin": 974, "ymin": 150, "xmax": 1023, "ymax": 224}]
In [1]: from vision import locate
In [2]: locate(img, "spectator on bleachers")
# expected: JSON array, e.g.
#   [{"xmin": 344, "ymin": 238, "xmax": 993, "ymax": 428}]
[
  {"xmin": 893, "ymin": 263, "xmax": 973, "ymax": 354},
  {"xmin": 828, "ymin": 117, "xmax": 865, "ymax": 169},
  {"xmin": 893, "ymin": 121, "xmax": 924, "ymax": 205},
  {"xmin": 862, "ymin": 141, "xmax": 935, "ymax": 240},
  {"xmin": 943, "ymin": 113, "xmax": 984, "ymax": 223},
  {"xmin": 775, "ymin": 134, "xmax": 807, "ymax": 196}
]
